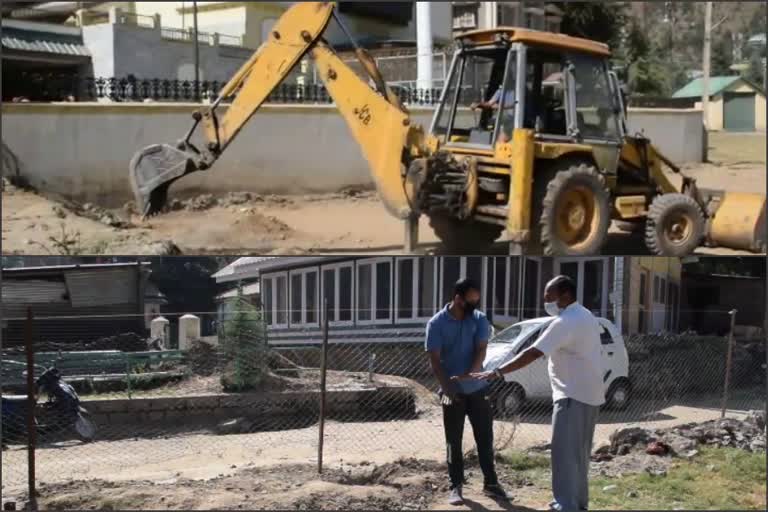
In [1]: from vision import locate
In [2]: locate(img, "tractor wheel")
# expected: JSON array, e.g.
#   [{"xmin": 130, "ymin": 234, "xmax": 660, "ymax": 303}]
[
  {"xmin": 645, "ymin": 194, "xmax": 705, "ymax": 256},
  {"xmin": 535, "ymin": 163, "xmax": 611, "ymax": 256},
  {"xmin": 429, "ymin": 215, "xmax": 504, "ymax": 251}
]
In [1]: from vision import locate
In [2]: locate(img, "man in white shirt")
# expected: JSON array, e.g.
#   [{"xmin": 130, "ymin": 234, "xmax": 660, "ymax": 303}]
[{"xmin": 465, "ymin": 275, "xmax": 604, "ymax": 511}]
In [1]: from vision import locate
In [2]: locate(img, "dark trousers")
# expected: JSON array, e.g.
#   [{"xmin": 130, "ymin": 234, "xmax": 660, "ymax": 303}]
[{"xmin": 442, "ymin": 388, "xmax": 498, "ymax": 489}]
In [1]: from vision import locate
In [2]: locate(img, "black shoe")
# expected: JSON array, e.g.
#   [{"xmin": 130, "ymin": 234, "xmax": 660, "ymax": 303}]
[
  {"xmin": 483, "ymin": 483, "xmax": 509, "ymax": 500},
  {"xmin": 448, "ymin": 486, "xmax": 464, "ymax": 506}
]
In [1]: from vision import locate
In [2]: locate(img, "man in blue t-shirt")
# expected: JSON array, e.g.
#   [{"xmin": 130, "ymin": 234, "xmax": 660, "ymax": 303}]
[
  {"xmin": 425, "ymin": 278, "xmax": 508, "ymax": 506},
  {"xmin": 471, "ymin": 86, "xmax": 516, "ymax": 143}
]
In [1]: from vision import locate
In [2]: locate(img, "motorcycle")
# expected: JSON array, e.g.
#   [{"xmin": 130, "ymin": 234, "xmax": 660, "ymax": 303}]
[{"xmin": 1, "ymin": 366, "xmax": 97, "ymax": 448}]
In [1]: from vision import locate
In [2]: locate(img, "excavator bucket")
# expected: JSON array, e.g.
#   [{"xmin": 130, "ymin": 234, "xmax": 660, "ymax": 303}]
[
  {"xmin": 129, "ymin": 144, "xmax": 200, "ymax": 217},
  {"xmin": 127, "ymin": 1, "xmax": 335, "ymax": 217},
  {"xmin": 708, "ymin": 192, "xmax": 767, "ymax": 253}
]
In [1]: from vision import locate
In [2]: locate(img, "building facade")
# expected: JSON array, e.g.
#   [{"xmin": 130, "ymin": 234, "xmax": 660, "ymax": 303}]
[
  {"xmin": 214, "ymin": 256, "xmax": 686, "ymax": 348},
  {"xmin": 1, "ymin": 262, "xmax": 165, "ymax": 346},
  {"xmin": 452, "ymin": 1, "xmax": 563, "ymax": 34}
]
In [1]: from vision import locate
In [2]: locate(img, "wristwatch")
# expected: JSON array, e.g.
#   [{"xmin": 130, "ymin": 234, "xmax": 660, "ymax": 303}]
[{"xmin": 494, "ymin": 368, "xmax": 504, "ymax": 379}]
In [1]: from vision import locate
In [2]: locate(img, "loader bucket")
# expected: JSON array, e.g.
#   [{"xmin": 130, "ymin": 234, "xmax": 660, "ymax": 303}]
[
  {"xmin": 129, "ymin": 144, "xmax": 200, "ymax": 217},
  {"xmin": 708, "ymin": 192, "xmax": 767, "ymax": 253}
]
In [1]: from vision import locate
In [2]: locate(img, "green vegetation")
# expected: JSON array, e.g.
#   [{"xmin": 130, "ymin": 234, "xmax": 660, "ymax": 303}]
[
  {"xmin": 219, "ymin": 285, "xmax": 269, "ymax": 391},
  {"xmin": 497, "ymin": 449, "xmax": 550, "ymax": 472},
  {"xmin": 589, "ymin": 447, "xmax": 767, "ymax": 510},
  {"xmin": 495, "ymin": 446, "xmax": 765, "ymax": 510},
  {"xmin": 558, "ymin": 2, "xmax": 767, "ymax": 97}
]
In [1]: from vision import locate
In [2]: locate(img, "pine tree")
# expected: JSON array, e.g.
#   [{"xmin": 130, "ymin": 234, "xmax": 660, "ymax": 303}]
[{"xmin": 220, "ymin": 284, "xmax": 269, "ymax": 391}]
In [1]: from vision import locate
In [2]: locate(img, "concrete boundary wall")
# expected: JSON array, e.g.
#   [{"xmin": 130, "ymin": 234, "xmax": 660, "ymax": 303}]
[
  {"xmin": 59, "ymin": 387, "xmax": 415, "ymax": 426},
  {"xmin": 2, "ymin": 103, "xmax": 703, "ymax": 206}
]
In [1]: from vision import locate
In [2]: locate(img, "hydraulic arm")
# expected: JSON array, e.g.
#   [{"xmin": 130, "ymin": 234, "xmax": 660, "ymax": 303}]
[{"xmin": 129, "ymin": 1, "xmax": 425, "ymax": 218}]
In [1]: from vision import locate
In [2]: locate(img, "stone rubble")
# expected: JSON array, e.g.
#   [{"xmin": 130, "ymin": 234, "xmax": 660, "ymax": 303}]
[{"xmin": 603, "ymin": 411, "xmax": 766, "ymax": 461}]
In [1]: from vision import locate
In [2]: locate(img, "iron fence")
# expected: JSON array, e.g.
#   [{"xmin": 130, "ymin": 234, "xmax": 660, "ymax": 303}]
[
  {"xmin": 7, "ymin": 72, "xmax": 705, "ymax": 112},
  {"xmin": 1, "ymin": 307, "xmax": 765, "ymax": 508},
  {"xmin": 5, "ymin": 74, "xmax": 445, "ymax": 106}
]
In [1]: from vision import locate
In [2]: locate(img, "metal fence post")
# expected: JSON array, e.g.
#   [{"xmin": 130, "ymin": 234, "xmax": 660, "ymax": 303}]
[
  {"xmin": 318, "ymin": 298, "xmax": 329, "ymax": 474},
  {"xmin": 24, "ymin": 308, "xmax": 38, "ymax": 511},
  {"xmin": 125, "ymin": 357, "xmax": 133, "ymax": 400},
  {"xmin": 720, "ymin": 309, "xmax": 737, "ymax": 418}
]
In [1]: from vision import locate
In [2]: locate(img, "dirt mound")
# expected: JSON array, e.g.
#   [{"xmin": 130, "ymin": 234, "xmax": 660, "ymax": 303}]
[{"xmin": 22, "ymin": 459, "xmax": 445, "ymax": 511}]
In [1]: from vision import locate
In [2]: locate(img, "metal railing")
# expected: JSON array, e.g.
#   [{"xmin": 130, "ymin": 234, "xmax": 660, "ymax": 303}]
[{"xmin": 4, "ymin": 75, "xmax": 445, "ymax": 106}]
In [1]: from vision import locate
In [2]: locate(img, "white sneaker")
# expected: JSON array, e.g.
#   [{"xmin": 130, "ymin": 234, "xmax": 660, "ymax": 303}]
[{"xmin": 448, "ymin": 486, "xmax": 464, "ymax": 506}]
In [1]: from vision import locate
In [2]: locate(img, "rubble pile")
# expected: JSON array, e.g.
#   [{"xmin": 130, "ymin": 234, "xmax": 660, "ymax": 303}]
[
  {"xmin": 596, "ymin": 411, "xmax": 766, "ymax": 463},
  {"xmin": 186, "ymin": 339, "xmax": 220, "ymax": 376}
]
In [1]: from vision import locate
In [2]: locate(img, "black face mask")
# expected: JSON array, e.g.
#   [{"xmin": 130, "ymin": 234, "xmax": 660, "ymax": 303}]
[{"xmin": 463, "ymin": 300, "xmax": 479, "ymax": 314}]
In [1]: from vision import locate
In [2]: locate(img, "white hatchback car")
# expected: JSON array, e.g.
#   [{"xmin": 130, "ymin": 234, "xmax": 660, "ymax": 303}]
[{"xmin": 483, "ymin": 316, "xmax": 631, "ymax": 416}]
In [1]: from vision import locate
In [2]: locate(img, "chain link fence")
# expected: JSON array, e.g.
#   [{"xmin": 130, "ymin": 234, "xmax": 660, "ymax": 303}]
[{"xmin": 2, "ymin": 306, "xmax": 766, "ymax": 503}]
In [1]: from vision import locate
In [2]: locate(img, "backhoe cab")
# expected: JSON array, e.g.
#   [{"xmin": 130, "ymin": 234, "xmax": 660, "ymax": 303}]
[
  {"xmin": 128, "ymin": 2, "xmax": 766, "ymax": 256},
  {"xmin": 408, "ymin": 28, "xmax": 764, "ymax": 256}
]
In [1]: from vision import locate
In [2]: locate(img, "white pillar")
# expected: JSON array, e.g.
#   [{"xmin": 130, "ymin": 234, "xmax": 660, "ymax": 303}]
[
  {"xmin": 178, "ymin": 314, "xmax": 201, "ymax": 351},
  {"xmin": 416, "ymin": 2, "xmax": 433, "ymax": 90},
  {"xmin": 150, "ymin": 316, "xmax": 170, "ymax": 349},
  {"xmin": 483, "ymin": 1, "xmax": 498, "ymax": 29}
]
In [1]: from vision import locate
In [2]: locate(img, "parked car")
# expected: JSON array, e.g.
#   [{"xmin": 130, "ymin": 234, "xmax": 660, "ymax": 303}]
[{"xmin": 483, "ymin": 317, "xmax": 631, "ymax": 417}]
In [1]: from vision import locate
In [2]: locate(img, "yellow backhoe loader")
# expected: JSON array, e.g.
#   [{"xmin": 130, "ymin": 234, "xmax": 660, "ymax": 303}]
[{"xmin": 128, "ymin": 1, "xmax": 766, "ymax": 256}]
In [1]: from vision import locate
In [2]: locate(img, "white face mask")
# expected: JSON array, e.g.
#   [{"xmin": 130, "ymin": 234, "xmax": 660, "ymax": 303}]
[{"xmin": 544, "ymin": 301, "xmax": 561, "ymax": 317}]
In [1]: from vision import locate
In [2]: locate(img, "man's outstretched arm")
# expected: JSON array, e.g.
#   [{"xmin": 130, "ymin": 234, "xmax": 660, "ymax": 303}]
[{"xmin": 428, "ymin": 350, "xmax": 456, "ymax": 397}]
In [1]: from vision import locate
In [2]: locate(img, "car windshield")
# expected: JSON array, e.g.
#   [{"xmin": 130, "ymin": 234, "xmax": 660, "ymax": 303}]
[{"xmin": 491, "ymin": 322, "xmax": 543, "ymax": 344}]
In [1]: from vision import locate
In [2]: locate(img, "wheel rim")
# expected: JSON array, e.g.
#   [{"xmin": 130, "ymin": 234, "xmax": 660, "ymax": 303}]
[
  {"xmin": 503, "ymin": 393, "xmax": 520, "ymax": 412},
  {"xmin": 555, "ymin": 186, "xmax": 598, "ymax": 248},
  {"xmin": 75, "ymin": 415, "xmax": 95, "ymax": 439},
  {"xmin": 613, "ymin": 388, "xmax": 627, "ymax": 404},
  {"xmin": 663, "ymin": 211, "xmax": 694, "ymax": 246}
]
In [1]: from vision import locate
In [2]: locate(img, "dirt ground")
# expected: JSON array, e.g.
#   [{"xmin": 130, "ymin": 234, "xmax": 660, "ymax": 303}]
[
  {"xmin": 1, "ymin": 132, "xmax": 764, "ymax": 256},
  {"xmin": 1, "ymin": 403, "xmax": 748, "ymax": 509}
]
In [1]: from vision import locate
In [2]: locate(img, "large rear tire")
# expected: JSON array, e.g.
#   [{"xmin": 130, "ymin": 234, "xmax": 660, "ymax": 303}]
[
  {"xmin": 534, "ymin": 163, "xmax": 611, "ymax": 256},
  {"xmin": 645, "ymin": 194, "xmax": 705, "ymax": 256},
  {"xmin": 429, "ymin": 215, "xmax": 504, "ymax": 252}
]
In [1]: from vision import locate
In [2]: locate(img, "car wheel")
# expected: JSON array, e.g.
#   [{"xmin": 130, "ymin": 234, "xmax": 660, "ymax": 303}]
[
  {"xmin": 605, "ymin": 379, "xmax": 631, "ymax": 411},
  {"xmin": 495, "ymin": 383, "xmax": 525, "ymax": 418}
]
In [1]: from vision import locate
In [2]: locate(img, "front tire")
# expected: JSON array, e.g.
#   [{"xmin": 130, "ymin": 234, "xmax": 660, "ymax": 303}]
[
  {"xmin": 645, "ymin": 194, "xmax": 705, "ymax": 256},
  {"xmin": 494, "ymin": 383, "xmax": 526, "ymax": 418},
  {"xmin": 74, "ymin": 412, "xmax": 97, "ymax": 443},
  {"xmin": 534, "ymin": 163, "xmax": 611, "ymax": 256},
  {"xmin": 429, "ymin": 215, "xmax": 504, "ymax": 251},
  {"xmin": 604, "ymin": 379, "xmax": 631, "ymax": 411}
]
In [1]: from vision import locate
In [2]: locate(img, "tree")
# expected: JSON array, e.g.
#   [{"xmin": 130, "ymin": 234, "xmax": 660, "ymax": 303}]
[
  {"xmin": 711, "ymin": 30, "xmax": 734, "ymax": 76},
  {"xmin": 219, "ymin": 286, "xmax": 269, "ymax": 392},
  {"xmin": 745, "ymin": 51, "xmax": 766, "ymax": 89},
  {"xmin": 148, "ymin": 256, "xmax": 236, "ymax": 333},
  {"xmin": 558, "ymin": 2, "xmax": 628, "ymax": 49}
]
